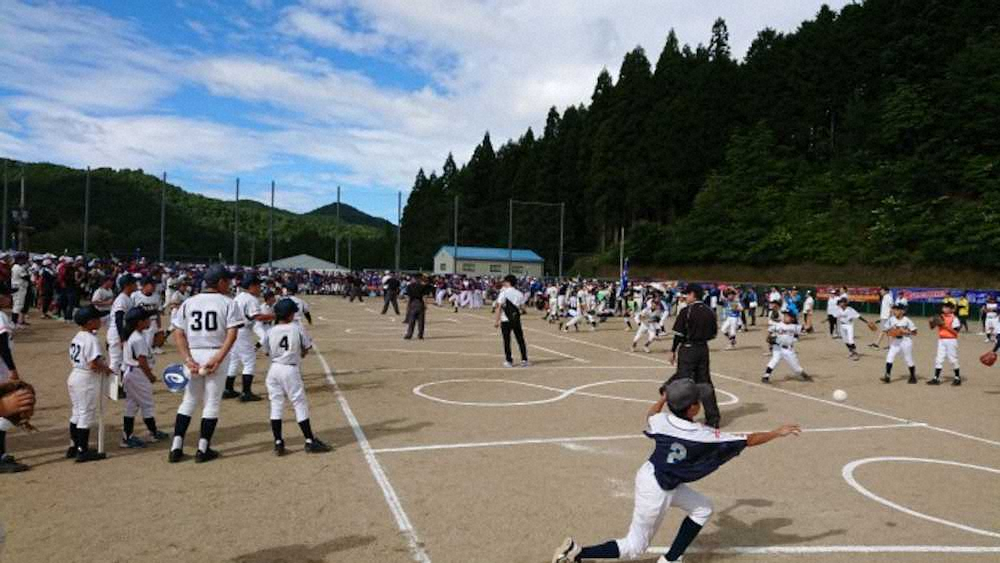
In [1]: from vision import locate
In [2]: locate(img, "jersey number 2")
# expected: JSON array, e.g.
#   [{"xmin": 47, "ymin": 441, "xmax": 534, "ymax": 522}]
[{"xmin": 666, "ymin": 442, "xmax": 687, "ymax": 464}]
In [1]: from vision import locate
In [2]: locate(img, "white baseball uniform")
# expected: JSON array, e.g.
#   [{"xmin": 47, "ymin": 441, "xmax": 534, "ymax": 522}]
[
  {"xmin": 67, "ymin": 330, "xmax": 103, "ymax": 429},
  {"xmin": 767, "ymin": 321, "xmax": 804, "ymax": 375},
  {"xmin": 985, "ymin": 303, "xmax": 998, "ymax": 336},
  {"xmin": 264, "ymin": 322, "xmax": 313, "ymax": 422},
  {"xmin": 884, "ymin": 316, "xmax": 917, "ymax": 367},
  {"xmin": 132, "ymin": 290, "xmax": 162, "ymax": 348},
  {"xmin": 228, "ymin": 290, "xmax": 262, "ymax": 377},
  {"xmin": 10, "ymin": 263, "xmax": 28, "ymax": 314},
  {"xmin": 105, "ymin": 291, "xmax": 134, "ymax": 375},
  {"xmin": 836, "ymin": 306, "xmax": 860, "ymax": 345},
  {"xmin": 123, "ymin": 329, "xmax": 155, "ymax": 418},
  {"xmin": 934, "ymin": 315, "xmax": 962, "ymax": 370},
  {"xmin": 172, "ymin": 291, "xmax": 243, "ymax": 419}
]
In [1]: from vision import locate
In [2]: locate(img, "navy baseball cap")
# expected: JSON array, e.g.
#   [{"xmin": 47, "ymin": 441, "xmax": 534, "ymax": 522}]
[
  {"xmin": 203, "ymin": 264, "xmax": 233, "ymax": 285},
  {"xmin": 682, "ymin": 283, "xmax": 703, "ymax": 298},
  {"xmin": 666, "ymin": 378, "xmax": 700, "ymax": 412},
  {"xmin": 73, "ymin": 305, "xmax": 104, "ymax": 326},
  {"xmin": 125, "ymin": 306, "xmax": 154, "ymax": 324},
  {"xmin": 117, "ymin": 273, "xmax": 139, "ymax": 290},
  {"xmin": 284, "ymin": 281, "xmax": 299, "ymax": 295},
  {"xmin": 240, "ymin": 275, "xmax": 261, "ymax": 290},
  {"xmin": 273, "ymin": 298, "xmax": 298, "ymax": 318}
]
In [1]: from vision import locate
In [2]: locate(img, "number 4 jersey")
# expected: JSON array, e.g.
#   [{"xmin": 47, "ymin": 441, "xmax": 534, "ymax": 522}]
[
  {"xmin": 644, "ymin": 413, "xmax": 748, "ymax": 491},
  {"xmin": 172, "ymin": 291, "xmax": 244, "ymax": 349},
  {"xmin": 263, "ymin": 322, "xmax": 312, "ymax": 366}
]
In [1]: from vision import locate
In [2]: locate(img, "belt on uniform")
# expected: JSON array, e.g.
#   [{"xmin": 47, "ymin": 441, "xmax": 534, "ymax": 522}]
[{"xmin": 780, "ymin": 345, "xmax": 792, "ymax": 349}]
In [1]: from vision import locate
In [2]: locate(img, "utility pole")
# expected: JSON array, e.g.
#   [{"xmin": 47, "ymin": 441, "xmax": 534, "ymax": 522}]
[
  {"xmin": 559, "ymin": 202, "xmax": 565, "ymax": 280},
  {"xmin": 453, "ymin": 195, "xmax": 458, "ymax": 274},
  {"xmin": 395, "ymin": 191, "xmax": 401, "ymax": 272},
  {"xmin": 1, "ymin": 163, "xmax": 7, "ymax": 250},
  {"xmin": 268, "ymin": 180, "xmax": 274, "ymax": 270},
  {"xmin": 347, "ymin": 233, "xmax": 352, "ymax": 271},
  {"xmin": 232, "ymin": 177, "xmax": 239, "ymax": 266},
  {"xmin": 83, "ymin": 167, "xmax": 90, "ymax": 255},
  {"xmin": 335, "ymin": 186, "xmax": 340, "ymax": 267},
  {"xmin": 619, "ymin": 226, "xmax": 625, "ymax": 281},
  {"xmin": 159, "ymin": 172, "xmax": 166, "ymax": 262},
  {"xmin": 507, "ymin": 198, "xmax": 513, "ymax": 274},
  {"xmin": 16, "ymin": 170, "xmax": 26, "ymax": 251}
]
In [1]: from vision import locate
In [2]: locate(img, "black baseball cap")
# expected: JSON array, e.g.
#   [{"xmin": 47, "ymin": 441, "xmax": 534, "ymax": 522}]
[
  {"xmin": 682, "ymin": 283, "xmax": 703, "ymax": 298},
  {"xmin": 203, "ymin": 264, "xmax": 233, "ymax": 285},
  {"xmin": 125, "ymin": 306, "xmax": 154, "ymax": 325},
  {"xmin": 666, "ymin": 378, "xmax": 700, "ymax": 412},
  {"xmin": 73, "ymin": 305, "xmax": 104, "ymax": 326},
  {"xmin": 273, "ymin": 298, "xmax": 298, "ymax": 318},
  {"xmin": 240, "ymin": 275, "xmax": 261, "ymax": 290},
  {"xmin": 117, "ymin": 273, "xmax": 139, "ymax": 290}
]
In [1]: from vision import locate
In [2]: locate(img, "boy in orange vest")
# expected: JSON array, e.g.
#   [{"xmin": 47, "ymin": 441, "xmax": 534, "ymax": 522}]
[{"xmin": 928, "ymin": 301, "xmax": 961, "ymax": 386}]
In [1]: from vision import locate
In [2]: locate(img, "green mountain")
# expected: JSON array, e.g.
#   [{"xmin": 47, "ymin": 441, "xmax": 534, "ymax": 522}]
[
  {"xmin": 400, "ymin": 0, "xmax": 1000, "ymax": 273},
  {"xmin": 307, "ymin": 202, "xmax": 394, "ymax": 230},
  {"xmin": 0, "ymin": 160, "xmax": 396, "ymax": 267}
]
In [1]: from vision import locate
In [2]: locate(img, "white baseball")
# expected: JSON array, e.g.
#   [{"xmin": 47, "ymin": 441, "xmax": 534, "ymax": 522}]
[
  {"xmin": 198, "ymin": 367, "xmax": 208, "ymax": 376},
  {"xmin": 833, "ymin": 389, "xmax": 848, "ymax": 402}
]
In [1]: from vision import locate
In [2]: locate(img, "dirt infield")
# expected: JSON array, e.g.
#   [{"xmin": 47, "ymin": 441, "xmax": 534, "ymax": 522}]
[{"xmin": 2, "ymin": 297, "xmax": 999, "ymax": 563}]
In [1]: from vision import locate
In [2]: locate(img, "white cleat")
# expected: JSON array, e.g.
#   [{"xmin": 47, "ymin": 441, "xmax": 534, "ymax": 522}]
[{"xmin": 552, "ymin": 538, "xmax": 581, "ymax": 563}]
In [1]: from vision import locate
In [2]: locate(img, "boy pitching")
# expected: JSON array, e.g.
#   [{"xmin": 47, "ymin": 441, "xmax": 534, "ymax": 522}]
[
  {"xmin": 834, "ymin": 297, "xmax": 874, "ymax": 361},
  {"xmin": 551, "ymin": 378, "xmax": 799, "ymax": 563},
  {"xmin": 631, "ymin": 298, "xmax": 663, "ymax": 353},
  {"xmin": 263, "ymin": 299, "xmax": 331, "ymax": 455},
  {"xmin": 928, "ymin": 301, "xmax": 962, "ymax": 386},
  {"xmin": 882, "ymin": 302, "xmax": 917, "ymax": 384},
  {"xmin": 762, "ymin": 311, "xmax": 810, "ymax": 383}
]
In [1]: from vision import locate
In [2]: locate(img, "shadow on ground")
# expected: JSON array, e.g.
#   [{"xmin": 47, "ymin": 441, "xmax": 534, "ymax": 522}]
[{"xmin": 230, "ymin": 535, "xmax": 376, "ymax": 563}]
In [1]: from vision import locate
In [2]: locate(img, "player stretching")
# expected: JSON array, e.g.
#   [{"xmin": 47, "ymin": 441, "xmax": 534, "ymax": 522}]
[{"xmin": 551, "ymin": 379, "xmax": 799, "ymax": 563}]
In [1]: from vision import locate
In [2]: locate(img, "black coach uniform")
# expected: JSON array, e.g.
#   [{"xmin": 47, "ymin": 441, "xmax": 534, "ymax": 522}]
[
  {"xmin": 668, "ymin": 299, "xmax": 721, "ymax": 428},
  {"xmin": 403, "ymin": 277, "xmax": 431, "ymax": 339},
  {"xmin": 382, "ymin": 275, "xmax": 401, "ymax": 315}
]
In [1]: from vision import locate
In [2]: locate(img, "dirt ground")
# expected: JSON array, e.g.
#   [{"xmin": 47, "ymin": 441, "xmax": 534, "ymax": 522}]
[{"xmin": 1, "ymin": 297, "xmax": 999, "ymax": 563}]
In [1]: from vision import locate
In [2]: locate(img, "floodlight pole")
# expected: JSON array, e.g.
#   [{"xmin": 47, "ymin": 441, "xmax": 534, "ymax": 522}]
[
  {"xmin": 268, "ymin": 180, "xmax": 275, "ymax": 269},
  {"xmin": 453, "ymin": 195, "xmax": 458, "ymax": 274},
  {"xmin": 507, "ymin": 198, "xmax": 513, "ymax": 273},
  {"xmin": 559, "ymin": 202, "xmax": 565, "ymax": 281},
  {"xmin": 1, "ymin": 163, "xmax": 7, "ymax": 250},
  {"xmin": 395, "ymin": 190, "xmax": 401, "ymax": 272},
  {"xmin": 83, "ymin": 167, "xmax": 90, "ymax": 256},
  {"xmin": 232, "ymin": 177, "xmax": 239, "ymax": 266},
  {"xmin": 159, "ymin": 172, "xmax": 166, "ymax": 262},
  {"xmin": 335, "ymin": 186, "xmax": 340, "ymax": 267},
  {"xmin": 348, "ymin": 233, "xmax": 352, "ymax": 271}
]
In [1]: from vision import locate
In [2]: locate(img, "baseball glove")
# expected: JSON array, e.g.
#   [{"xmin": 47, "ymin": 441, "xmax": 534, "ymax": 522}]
[
  {"xmin": 0, "ymin": 380, "xmax": 37, "ymax": 431},
  {"xmin": 886, "ymin": 327, "xmax": 904, "ymax": 338},
  {"xmin": 929, "ymin": 316, "xmax": 942, "ymax": 329},
  {"xmin": 766, "ymin": 334, "xmax": 777, "ymax": 345},
  {"xmin": 980, "ymin": 351, "xmax": 998, "ymax": 367},
  {"xmin": 865, "ymin": 320, "xmax": 878, "ymax": 332}
]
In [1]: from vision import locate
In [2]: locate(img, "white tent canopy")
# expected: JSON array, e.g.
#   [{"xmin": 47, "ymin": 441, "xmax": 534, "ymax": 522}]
[{"xmin": 258, "ymin": 254, "xmax": 348, "ymax": 273}]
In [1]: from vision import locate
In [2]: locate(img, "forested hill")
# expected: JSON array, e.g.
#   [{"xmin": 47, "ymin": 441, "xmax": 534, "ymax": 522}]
[
  {"xmin": 307, "ymin": 202, "xmax": 394, "ymax": 230},
  {"xmin": 400, "ymin": 0, "xmax": 1000, "ymax": 274},
  {"xmin": 0, "ymin": 160, "xmax": 397, "ymax": 267}
]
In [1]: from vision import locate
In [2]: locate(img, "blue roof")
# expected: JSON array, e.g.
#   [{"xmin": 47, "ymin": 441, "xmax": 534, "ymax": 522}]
[{"xmin": 436, "ymin": 246, "xmax": 544, "ymax": 263}]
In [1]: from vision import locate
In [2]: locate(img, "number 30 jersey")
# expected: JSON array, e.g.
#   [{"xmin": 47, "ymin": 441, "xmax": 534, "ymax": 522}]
[
  {"xmin": 263, "ymin": 323, "xmax": 313, "ymax": 366},
  {"xmin": 69, "ymin": 330, "xmax": 103, "ymax": 372},
  {"xmin": 644, "ymin": 413, "xmax": 747, "ymax": 491},
  {"xmin": 172, "ymin": 291, "xmax": 244, "ymax": 349}
]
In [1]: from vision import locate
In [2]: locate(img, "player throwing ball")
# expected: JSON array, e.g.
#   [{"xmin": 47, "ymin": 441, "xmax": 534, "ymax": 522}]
[
  {"xmin": 551, "ymin": 378, "xmax": 800, "ymax": 563},
  {"xmin": 168, "ymin": 264, "xmax": 243, "ymax": 463},
  {"xmin": 882, "ymin": 302, "xmax": 917, "ymax": 384},
  {"xmin": 263, "ymin": 299, "xmax": 332, "ymax": 456},
  {"xmin": 762, "ymin": 310, "xmax": 810, "ymax": 383}
]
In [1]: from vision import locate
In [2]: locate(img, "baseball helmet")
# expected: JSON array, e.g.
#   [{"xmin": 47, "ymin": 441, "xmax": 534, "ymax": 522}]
[{"xmin": 162, "ymin": 363, "xmax": 190, "ymax": 393}]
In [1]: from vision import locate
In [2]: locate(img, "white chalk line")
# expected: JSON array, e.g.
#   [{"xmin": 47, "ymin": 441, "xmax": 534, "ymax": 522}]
[
  {"xmin": 647, "ymin": 545, "xmax": 1000, "ymax": 555},
  {"xmin": 371, "ymin": 348, "xmax": 554, "ymax": 359},
  {"xmin": 314, "ymin": 346, "xmax": 431, "ymax": 563},
  {"xmin": 371, "ymin": 423, "xmax": 922, "ymax": 454},
  {"xmin": 412, "ymin": 378, "xmax": 739, "ymax": 408},
  {"xmin": 372, "ymin": 365, "xmax": 666, "ymax": 373},
  {"xmin": 531, "ymin": 344, "xmax": 589, "ymax": 363},
  {"xmin": 843, "ymin": 457, "xmax": 1000, "ymax": 539}
]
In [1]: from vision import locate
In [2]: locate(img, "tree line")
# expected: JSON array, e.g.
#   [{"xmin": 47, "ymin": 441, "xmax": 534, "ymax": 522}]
[{"xmin": 400, "ymin": 0, "xmax": 1000, "ymax": 274}]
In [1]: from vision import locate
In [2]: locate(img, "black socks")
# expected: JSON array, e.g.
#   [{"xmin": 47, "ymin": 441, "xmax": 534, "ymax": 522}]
[
  {"xmin": 271, "ymin": 419, "xmax": 283, "ymax": 443},
  {"xmin": 298, "ymin": 419, "xmax": 315, "ymax": 442},
  {"xmin": 198, "ymin": 417, "xmax": 218, "ymax": 452},
  {"xmin": 76, "ymin": 428, "xmax": 90, "ymax": 452},
  {"xmin": 578, "ymin": 540, "xmax": 620, "ymax": 559},
  {"xmin": 69, "ymin": 422, "xmax": 77, "ymax": 446},
  {"xmin": 885, "ymin": 362, "xmax": 893, "ymax": 375},
  {"xmin": 123, "ymin": 416, "xmax": 135, "ymax": 438},
  {"xmin": 172, "ymin": 413, "xmax": 192, "ymax": 451},
  {"xmin": 242, "ymin": 374, "xmax": 254, "ymax": 395},
  {"xmin": 144, "ymin": 417, "xmax": 158, "ymax": 433},
  {"xmin": 666, "ymin": 517, "xmax": 704, "ymax": 561},
  {"xmin": 0, "ymin": 430, "xmax": 5, "ymax": 456},
  {"xmin": 225, "ymin": 376, "xmax": 236, "ymax": 392}
]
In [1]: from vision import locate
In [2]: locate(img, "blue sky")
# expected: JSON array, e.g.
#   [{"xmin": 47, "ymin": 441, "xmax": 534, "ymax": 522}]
[{"xmin": 0, "ymin": 0, "xmax": 849, "ymax": 221}]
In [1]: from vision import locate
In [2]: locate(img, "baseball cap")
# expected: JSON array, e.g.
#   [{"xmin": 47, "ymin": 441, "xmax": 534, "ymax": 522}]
[
  {"xmin": 284, "ymin": 281, "xmax": 299, "ymax": 295},
  {"xmin": 125, "ymin": 306, "xmax": 154, "ymax": 325},
  {"xmin": 73, "ymin": 305, "xmax": 104, "ymax": 326},
  {"xmin": 117, "ymin": 273, "xmax": 139, "ymax": 290},
  {"xmin": 203, "ymin": 264, "xmax": 233, "ymax": 285},
  {"xmin": 240, "ymin": 275, "xmax": 260, "ymax": 289},
  {"xmin": 682, "ymin": 283, "xmax": 703, "ymax": 298},
  {"xmin": 665, "ymin": 378, "xmax": 700, "ymax": 413},
  {"xmin": 273, "ymin": 298, "xmax": 299, "ymax": 318}
]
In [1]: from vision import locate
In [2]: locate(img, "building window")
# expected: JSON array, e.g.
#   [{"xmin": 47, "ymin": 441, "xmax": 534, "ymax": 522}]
[
  {"xmin": 440, "ymin": 263, "xmax": 447, "ymax": 271},
  {"xmin": 511, "ymin": 265, "xmax": 524, "ymax": 274},
  {"xmin": 489, "ymin": 264, "xmax": 502, "ymax": 273},
  {"xmin": 462, "ymin": 263, "xmax": 476, "ymax": 272}
]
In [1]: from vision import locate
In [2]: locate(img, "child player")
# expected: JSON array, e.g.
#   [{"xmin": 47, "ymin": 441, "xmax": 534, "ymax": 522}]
[
  {"xmin": 551, "ymin": 378, "xmax": 800, "ymax": 563},
  {"xmin": 762, "ymin": 310, "xmax": 811, "ymax": 383},
  {"xmin": 121, "ymin": 307, "xmax": 169, "ymax": 447},
  {"xmin": 882, "ymin": 302, "xmax": 917, "ymax": 384},
  {"xmin": 263, "ymin": 298, "xmax": 332, "ymax": 456},
  {"xmin": 835, "ymin": 296, "xmax": 875, "ymax": 361},
  {"xmin": 720, "ymin": 290, "xmax": 742, "ymax": 350},
  {"xmin": 67, "ymin": 306, "xmax": 112, "ymax": 463},
  {"xmin": 631, "ymin": 298, "xmax": 663, "ymax": 353},
  {"xmin": 928, "ymin": 301, "xmax": 962, "ymax": 386}
]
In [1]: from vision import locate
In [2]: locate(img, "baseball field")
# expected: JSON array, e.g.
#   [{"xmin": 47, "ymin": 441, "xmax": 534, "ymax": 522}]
[{"xmin": 2, "ymin": 296, "xmax": 999, "ymax": 563}]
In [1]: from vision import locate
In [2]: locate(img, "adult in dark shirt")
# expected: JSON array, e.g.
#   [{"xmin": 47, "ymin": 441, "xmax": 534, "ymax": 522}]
[
  {"xmin": 667, "ymin": 284, "xmax": 722, "ymax": 428},
  {"xmin": 403, "ymin": 274, "xmax": 430, "ymax": 340},
  {"xmin": 381, "ymin": 272, "xmax": 401, "ymax": 315}
]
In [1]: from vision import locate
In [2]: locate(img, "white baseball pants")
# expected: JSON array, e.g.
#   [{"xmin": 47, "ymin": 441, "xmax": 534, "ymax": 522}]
[
  {"xmin": 266, "ymin": 363, "xmax": 309, "ymax": 422},
  {"xmin": 67, "ymin": 368, "xmax": 100, "ymax": 429},
  {"xmin": 177, "ymin": 348, "xmax": 230, "ymax": 419},
  {"xmin": 11, "ymin": 287, "xmax": 26, "ymax": 314},
  {"xmin": 123, "ymin": 367, "xmax": 155, "ymax": 418},
  {"xmin": 886, "ymin": 338, "xmax": 914, "ymax": 367},
  {"xmin": 934, "ymin": 339, "xmax": 959, "ymax": 369},
  {"xmin": 615, "ymin": 461, "xmax": 713, "ymax": 559},
  {"xmin": 767, "ymin": 347, "xmax": 803, "ymax": 375},
  {"xmin": 0, "ymin": 371, "xmax": 12, "ymax": 431},
  {"xmin": 633, "ymin": 322, "xmax": 658, "ymax": 346},
  {"xmin": 839, "ymin": 324, "xmax": 855, "ymax": 345},
  {"xmin": 721, "ymin": 317, "xmax": 739, "ymax": 338},
  {"xmin": 227, "ymin": 338, "xmax": 257, "ymax": 377},
  {"xmin": 106, "ymin": 334, "xmax": 123, "ymax": 375}
]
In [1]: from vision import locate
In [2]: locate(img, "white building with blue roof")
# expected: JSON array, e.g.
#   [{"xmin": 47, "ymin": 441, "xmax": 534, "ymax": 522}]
[{"xmin": 433, "ymin": 246, "xmax": 544, "ymax": 277}]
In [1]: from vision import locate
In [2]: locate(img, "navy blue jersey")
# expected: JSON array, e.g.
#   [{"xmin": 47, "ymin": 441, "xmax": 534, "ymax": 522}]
[{"xmin": 645, "ymin": 413, "xmax": 748, "ymax": 490}]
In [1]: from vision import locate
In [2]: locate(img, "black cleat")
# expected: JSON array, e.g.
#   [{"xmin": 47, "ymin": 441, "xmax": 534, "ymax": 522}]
[
  {"xmin": 304, "ymin": 439, "xmax": 333, "ymax": 454},
  {"xmin": 239, "ymin": 392, "xmax": 262, "ymax": 403},
  {"xmin": 66, "ymin": 446, "xmax": 78, "ymax": 459},
  {"xmin": 221, "ymin": 389, "xmax": 240, "ymax": 400},
  {"xmin": 75, "ymin": 450, "xmax": 106, "ymax": 463},
  {"xmin": 0, "ymin": 457, "xmax": 28, "ymax": 473},
  {"xmin": 274, "ymin": 441, "xmax": 286, "ymax": 457},
  {"xmin": 951, "ymin": 378, "xmax": 962, "ymax": 386},
  {"xmin": 907, "ymin": 376, "xmax": 917, "ymax": 384},
  {"xmin": 926, "ymin": 378, "xmax": 941, "ymax": 386},
  {"xmin": 882, "ymin": 375, "xmax": 891, "ymax": 383},
  {"xmin": 168, "ymin": 449, "xmax": 186, "ymax": 463},
  {"xmin": 800, "ymin": 372, "xmax": 812, "ymax": 382},
  {"xmin": 761, "ymin": 376, "xmax": 771, "ymax": 384},
  {"xmin": 195, "ymin": 448, "xmax": 220, "ymax": 463}
]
